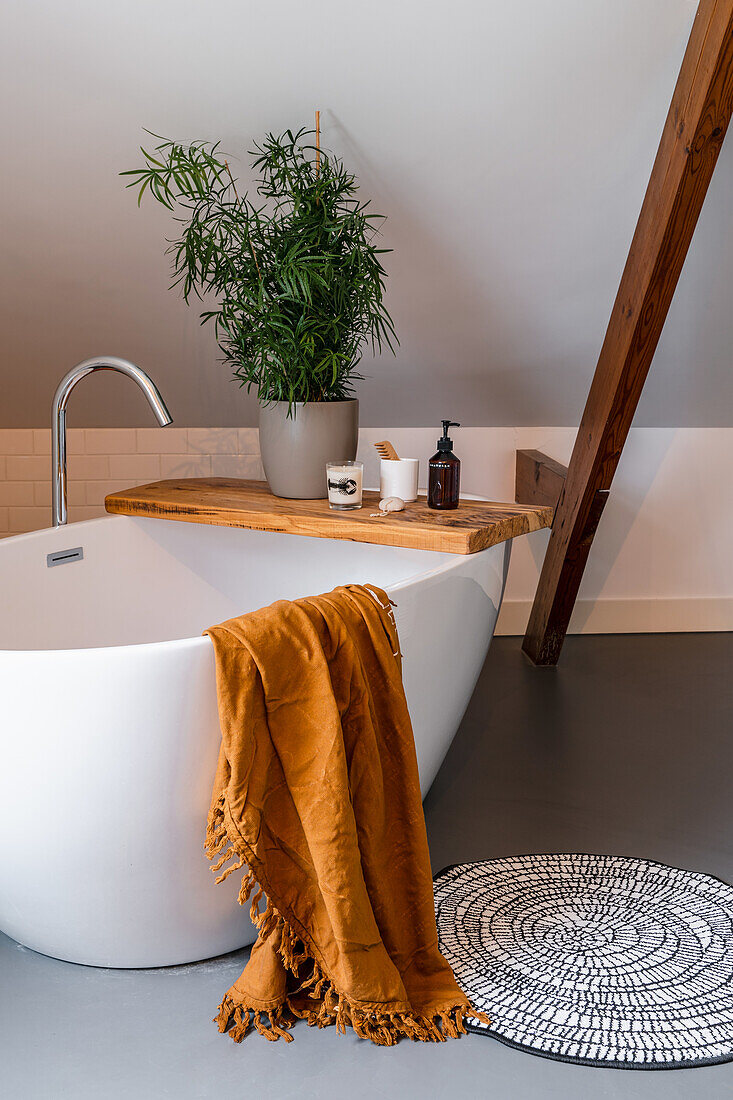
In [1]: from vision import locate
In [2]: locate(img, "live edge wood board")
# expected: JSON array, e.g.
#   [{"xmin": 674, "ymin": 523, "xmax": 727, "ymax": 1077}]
[{"xmin": 105, "ymin": 478, "xmax": 552, "ymax": 555}]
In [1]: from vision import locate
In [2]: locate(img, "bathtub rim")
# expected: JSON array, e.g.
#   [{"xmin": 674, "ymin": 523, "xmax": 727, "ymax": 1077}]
[{"xmin": 0, "ymin": 514, "xmax": 508, "ymax": 657}]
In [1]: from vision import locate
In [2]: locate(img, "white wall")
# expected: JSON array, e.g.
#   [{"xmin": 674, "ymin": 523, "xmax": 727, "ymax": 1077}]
[
  {"xmin": 356, "ymin": 427, "xmax": 733, "ymax": 634},
  {"xmin": 5, "ymin": 0, "xmax": 729, "ymax": 430}
]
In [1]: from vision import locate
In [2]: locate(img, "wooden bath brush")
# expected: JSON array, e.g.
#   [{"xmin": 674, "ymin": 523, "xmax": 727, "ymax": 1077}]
[{"xmin": 374, "ymin": 440, "xmax": 400, "ymax": 461}]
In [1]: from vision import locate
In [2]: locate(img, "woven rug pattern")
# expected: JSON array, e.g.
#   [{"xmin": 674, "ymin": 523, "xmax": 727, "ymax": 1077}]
[{"xmin": 434, "ymin": 854, "xmax": 733, "ymax": 1068}]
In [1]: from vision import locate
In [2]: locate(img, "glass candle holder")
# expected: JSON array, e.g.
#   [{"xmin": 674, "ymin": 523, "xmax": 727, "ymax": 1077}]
[{"xmin": 326, "ymin": 461, "xmax": 363, "ymax": 510}]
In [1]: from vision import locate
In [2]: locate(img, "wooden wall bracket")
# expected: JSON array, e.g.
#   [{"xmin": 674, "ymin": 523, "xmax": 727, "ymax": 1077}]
[
  {"xmin": 515, "ymin": 449, "xmax": 568, "ymax": 510},
  {"xmin": 522, "ymin": 0, "xmax": 733, "ymax": 666}
]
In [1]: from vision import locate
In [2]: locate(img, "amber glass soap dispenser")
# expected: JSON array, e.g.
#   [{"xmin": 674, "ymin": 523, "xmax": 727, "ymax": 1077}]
[{"xmin": 428, "ymin": 420, "xmax": 461, "ymax": 509}]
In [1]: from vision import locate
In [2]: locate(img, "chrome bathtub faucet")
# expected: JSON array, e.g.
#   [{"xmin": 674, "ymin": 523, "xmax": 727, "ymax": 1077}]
[{"xmin": 51, "ymin": 357, "xmax": 173, "ymax": 527}]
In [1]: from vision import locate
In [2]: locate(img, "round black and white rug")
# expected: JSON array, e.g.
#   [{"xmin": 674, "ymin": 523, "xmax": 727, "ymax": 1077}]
[{"xmin": 434, "ymin": 854, "xmax": 733, "ymax": 1069}]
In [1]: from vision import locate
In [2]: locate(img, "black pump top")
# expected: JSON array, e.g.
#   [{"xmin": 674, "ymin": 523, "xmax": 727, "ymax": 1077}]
[{"xmin": 437, "ymin": 420, "xmax": 460, "ymax": 452}]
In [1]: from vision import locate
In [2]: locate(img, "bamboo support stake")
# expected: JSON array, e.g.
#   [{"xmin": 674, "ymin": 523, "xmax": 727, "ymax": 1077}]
[{"xmin": 315, "ymin": 110, "xmax": 321, "ymax": 175}]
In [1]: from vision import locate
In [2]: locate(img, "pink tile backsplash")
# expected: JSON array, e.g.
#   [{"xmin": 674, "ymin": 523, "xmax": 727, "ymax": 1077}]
[
  {"xmin": 67, "ymin": 455, "xmax": 111, "ymax": 480},
  {"xmin": 186, "ymin": 427, "xmax": 242, "ymax": 455},
  {"xmin": 9, "ymin": 505, "xmax": 51, "ymax": 533},
  {"xmin": 108, "ymin": 454, "xmax": 161, "ymax": 481},
  {"xmin": 0, "ymin": 429, "xmax": 34, "ymax": 455},
  {"xmin": 0, "ymin": 428, "xmax": 266, "ymax": 538},
  {"xmin": 83, "ymin": 481, "xmax": 121, "ymax": 507},
  {"xmin": 6, "ymin": 455, "xmax": 50, "ymax": 481},
  {"xmin": 1, "ymin": 481, "xmax": 35, "ymax": 507},
  {"xmin": 238, "ymin": 428, "xmax": 260, "ymax": 454},
  {"xmin": 32, "ymin": 429, "xmax": 51, "ymax": 453},
  {"xmin": 210, "ymin": 454, "xmax": 263, "ymax": 479},
  {"xmin": 159, "ymin": 454, "xmax": 212, "ymax": 479},
  {"xmin": 85, "ymin": 428, "xmax": 137, "ymax": 454},
  {"xmin": 135, "ymin": 427, "xmax": 190, "ymax": 453}
]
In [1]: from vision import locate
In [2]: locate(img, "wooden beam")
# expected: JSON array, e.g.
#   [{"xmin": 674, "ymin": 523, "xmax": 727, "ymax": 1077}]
[
  {"xmin": 523, "ymin": 0, "xmax": 733, "ymax": 666},
  {"xmin": 515, "ymin": 450, "xmax": 568, "ymax": 510}
]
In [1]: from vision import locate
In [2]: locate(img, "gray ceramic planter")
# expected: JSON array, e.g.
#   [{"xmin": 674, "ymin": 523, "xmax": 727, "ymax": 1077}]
[{"xmin": 259, "ymin": 399, "xmax": 359, "ymax": 499}]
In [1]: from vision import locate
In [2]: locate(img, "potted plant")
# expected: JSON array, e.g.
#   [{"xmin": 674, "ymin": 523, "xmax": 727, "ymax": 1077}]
[{"xmin": 123, "ymin": 127, "xmax": 396, "ymax": 498}]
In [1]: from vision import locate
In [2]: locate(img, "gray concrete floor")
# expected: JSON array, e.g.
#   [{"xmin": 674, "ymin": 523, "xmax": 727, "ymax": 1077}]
[{"xmin": 3, "ymin": 633, "xmax": 733, "ymax": 1099}]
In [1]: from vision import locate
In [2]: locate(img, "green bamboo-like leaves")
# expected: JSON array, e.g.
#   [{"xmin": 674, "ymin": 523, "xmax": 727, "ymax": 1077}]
[{"xmin": 122, "ymin": 126, "xmax": 396, "ymax": 410}]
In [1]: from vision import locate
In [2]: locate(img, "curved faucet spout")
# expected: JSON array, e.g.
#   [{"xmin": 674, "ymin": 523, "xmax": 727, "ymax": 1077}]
[{"xmin": 52, "ymin": 357, "xmax": 173, "ymax": 526}]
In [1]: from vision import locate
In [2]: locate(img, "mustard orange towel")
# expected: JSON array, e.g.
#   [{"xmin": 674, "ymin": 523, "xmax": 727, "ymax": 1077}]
[{"xmin": 204, "ymin": 584, "xmax": 487, "ymax": 1045}]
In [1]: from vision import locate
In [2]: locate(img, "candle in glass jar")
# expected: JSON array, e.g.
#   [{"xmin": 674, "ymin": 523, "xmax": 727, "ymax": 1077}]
[{"xmin": 326, "ymin": 461, "xmax": 363, "ymax": 510}]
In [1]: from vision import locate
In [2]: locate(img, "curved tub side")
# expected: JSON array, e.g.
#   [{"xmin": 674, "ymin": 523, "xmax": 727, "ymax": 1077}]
[
  {"xmin": 392, "ymin": 541, "xmax": 510, "ymax": 794},
  {"xmin": 0, "ymin": 640, "xmax": 255, "ymax": 967}
]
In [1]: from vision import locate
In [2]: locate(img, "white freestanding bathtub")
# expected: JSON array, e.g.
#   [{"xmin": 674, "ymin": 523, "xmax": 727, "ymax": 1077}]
[{"xmin": 0, "ymin": 516, "xmax": 509, "ymax": 968}]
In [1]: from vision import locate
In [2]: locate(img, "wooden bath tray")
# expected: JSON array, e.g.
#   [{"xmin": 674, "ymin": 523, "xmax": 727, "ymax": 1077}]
[{"xmin": 105, "ymin": 478, "xmax": 552, "ymax": 555}]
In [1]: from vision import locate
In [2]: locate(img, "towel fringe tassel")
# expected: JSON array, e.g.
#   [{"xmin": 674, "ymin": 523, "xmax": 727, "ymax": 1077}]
[
  {"xmin": 216, "ymin": 996, "xmax": 294, "ymax": 1043},
  {"xmin": 206, "ymin": 794, "xmax": 489, "ymax": 1046}
]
